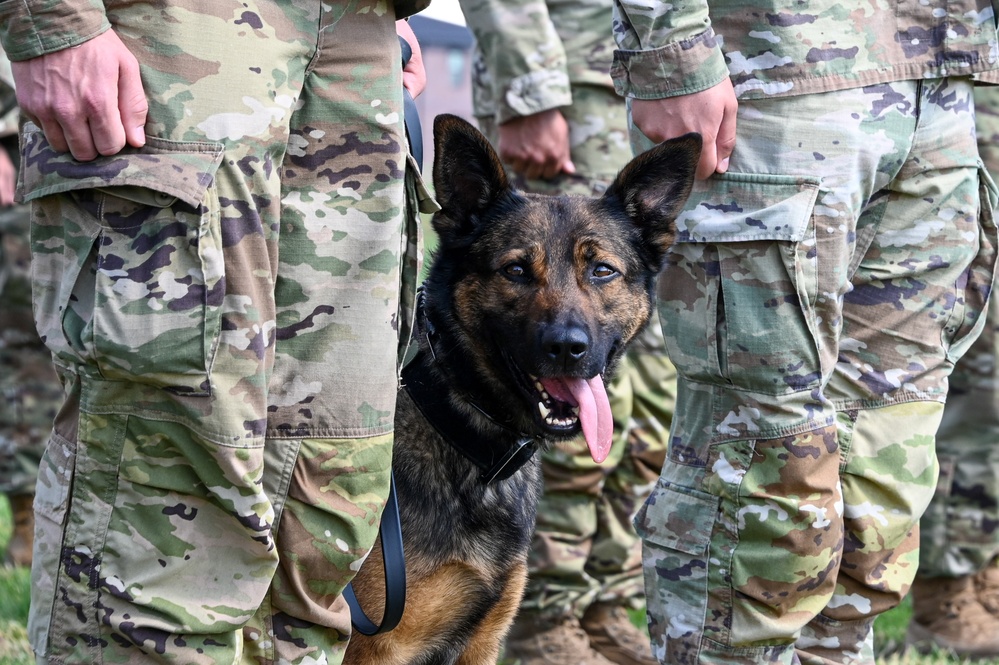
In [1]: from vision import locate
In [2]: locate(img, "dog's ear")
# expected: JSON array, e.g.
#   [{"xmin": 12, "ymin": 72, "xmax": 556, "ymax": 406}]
[
  {"xmin": 431, "ymin": 114, "xmax": 512, "ymax": 245},
  {"xmin": 604, "ymin": 133, "xmax": 701, "ymax": 262}
]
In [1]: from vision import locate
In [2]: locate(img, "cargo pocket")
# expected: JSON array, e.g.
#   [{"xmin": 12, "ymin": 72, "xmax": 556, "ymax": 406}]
[
  {"xmin": 660, "ymin": 172, "xmax": 822, "ymax": 395},
  {"xmin": 943, "ymin": 161, "xmax": 999, "ymax": 363},
  {"xmin": 634, "ymin": 479, "xmax": 717, "ymax": 641},
  {"xmin": 20, "ymin": 123, "xmax": 226, "ymax": 395}
]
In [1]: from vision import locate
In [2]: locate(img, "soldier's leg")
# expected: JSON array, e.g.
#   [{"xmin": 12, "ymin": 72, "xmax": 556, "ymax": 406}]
[
  {"xmin": 581, "ymin": 321, "xmax": 675, "ymax": 665},
  {"xmin": 502, "ymin": 360, "xmax": 627, "ymax": 665},
  {"xmin": 904, "ymin": 83, "xmax": 999, "ymax": 657},
  {"xmin": 244, "ymin": 3, "xmax": 408, "ymax": 662},
  {"xmin": 18, "ymin": 4, "xmax": 397, "ymax": 663},
  {"xmin": 0, "ymin": 204, "xmax": 61, "ymax": 567},
  {"xmin": 631, "ymin": 79, "xmax": 993, "ymax": 665}
]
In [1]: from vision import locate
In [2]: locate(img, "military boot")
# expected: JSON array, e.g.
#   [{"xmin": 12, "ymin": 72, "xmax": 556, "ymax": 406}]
[
  {"xmin": 905, "ymin": 574, "xmax": 999, "ymax": 658},
  {"xmin": 580, "ymin": 603, "xmax": 657, "ymax": 665},
  {"xmin": 3, "ymin": 493, "xmax": 34, "ymax": 567},
  {"xmin": 503, "ymin": 611, "xmax": 617, "ymax": 665}
]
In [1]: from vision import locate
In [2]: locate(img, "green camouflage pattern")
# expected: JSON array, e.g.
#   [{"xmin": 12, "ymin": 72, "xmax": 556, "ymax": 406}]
[
  {"xmin": 2, "ymin": 2, "xmax": 426, "ymax": 663},
  {"xmin": 630, "ymin": 79, "xmax": 997, "ymax": 664},
  {"xmin": 461, "ymin": 0, "xmax": 616, "ymax": 123},
  {"xmin": 0, "ymin": 0, "xmax": 430, "ymax": 62},
  {"xmin": 0, "ymin": 202, "xmax": 62, "ymax": 499},
  {"xmin": 611, "ymin": 0, "xmax": 999, "ymax": 102},
  {"xmin": 917, "ymin": 84, "xmax": 999, "ymax": 579}
]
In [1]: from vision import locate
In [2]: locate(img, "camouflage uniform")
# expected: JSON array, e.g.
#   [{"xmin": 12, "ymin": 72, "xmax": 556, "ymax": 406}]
[
  {"xmin": 901, "ymin": 84, "xmax": 999, "ymax": 656},
  {"xmin": 613, "ymin": 2, "xmax": 999, "ymax": 664},
  {"xmin": 0, "ymin": 51, "xmax": 62, "ymax": 569},
  {"xmin": 462, "ymin": 1, "xmax": 675, "ymax": 662},
  {"xmin": 917, "ymin": 85, "xmax": 999, "ymax": 579},
  {"xmin": 0, "ymin": 1, "xmax": 431, "ymax": 663}
]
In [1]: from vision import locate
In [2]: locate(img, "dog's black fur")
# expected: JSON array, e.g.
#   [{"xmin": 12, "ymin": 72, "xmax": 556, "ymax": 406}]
[{"xmin": 344, "ymin": 115, "xmax": 699, "ymax": 665}]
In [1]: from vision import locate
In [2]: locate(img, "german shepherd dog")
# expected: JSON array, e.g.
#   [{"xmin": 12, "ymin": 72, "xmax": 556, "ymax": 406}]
[{"xmin": 344, "ymin": 115, "xmax": 700, "ymax": 665}]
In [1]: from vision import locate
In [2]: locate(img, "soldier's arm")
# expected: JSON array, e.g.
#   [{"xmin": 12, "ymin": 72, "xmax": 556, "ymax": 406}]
[
  {"xmin": 611, "ymin": 0, "xmax": 736, "ymax": 178},
  {"xmin": 0, "ymin": 2, "xmax": 147, "ymax": 162},
  {"xmin": 458, "ymin": 0, "xmax": 574, "ymax": 179}
]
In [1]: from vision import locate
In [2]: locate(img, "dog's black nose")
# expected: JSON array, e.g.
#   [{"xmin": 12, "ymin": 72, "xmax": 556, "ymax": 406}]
[{"xmin": 542, "ymin": 325, "xmax": 590, "ymax": 368}]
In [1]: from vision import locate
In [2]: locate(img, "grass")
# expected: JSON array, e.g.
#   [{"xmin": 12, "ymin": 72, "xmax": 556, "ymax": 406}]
[
  {"xmin": 1, "ymin": 494, "xmax": 996, "ymax": 665},
  {"xmin": 0, "ymin": 496, "xmax": 32, "ymax": 665}
]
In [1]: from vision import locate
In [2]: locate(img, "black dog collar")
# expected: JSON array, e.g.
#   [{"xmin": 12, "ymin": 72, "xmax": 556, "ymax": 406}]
[{"xmin": 402, "ymin": 348, "xmax": 539, "ymax": 484}]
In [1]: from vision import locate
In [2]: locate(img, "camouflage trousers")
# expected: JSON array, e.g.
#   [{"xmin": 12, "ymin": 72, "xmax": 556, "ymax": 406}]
[
  {"xmin": 630, "ymin": 78, "xmax": 998, "ymax": 665},
  {"xmin": 525, "ymin": 321, "xmax": 675, "ymax": 618},
  {"xmin": 19, "ymin": 2, "xmax": 419, "ymax": 664},
  {"xmin": 479, "ymin": 84, "xmax": 675, "ymax": 617},
  {"xmin": 916, "ymin": 84, "xmax": 999, "ymax": 578},
  {"xmin": 0, "ymin": 205, "xmax": 61, "ymax": 498}
]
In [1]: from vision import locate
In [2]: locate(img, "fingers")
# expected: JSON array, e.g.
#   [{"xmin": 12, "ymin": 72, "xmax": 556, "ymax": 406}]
[
  {"xmin": 713, "ymin": 90, "xmax": 738, "ymax": 175},
  {"xmin": 10, "ymin": 30, "xmax": 147, "ymax": 162},
  {"xmin": 0, "ymin": 150, "xmax": 15, "ymax": 206},
  {"xmin": 118, "ymin": 55, "xmax": 148, "ymax": 150},
  {"xmin": 499, "ymin": 110, "xmax": 574, "ymax": 181}
]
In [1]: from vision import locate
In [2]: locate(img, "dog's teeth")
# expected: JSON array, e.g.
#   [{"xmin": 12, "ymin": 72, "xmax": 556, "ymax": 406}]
[
  {"xmin": 539, "ymin": 402, "xmax": 550, "ymax": 419},
  {"xmin": 571, "ymin": 406, "xmax": 580, "ymax": 416}
]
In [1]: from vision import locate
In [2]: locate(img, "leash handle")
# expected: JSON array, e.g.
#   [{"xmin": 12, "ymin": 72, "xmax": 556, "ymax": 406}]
[{"xmin": 343, "ymin": 472, "xmax": 407, "ymax": 635}]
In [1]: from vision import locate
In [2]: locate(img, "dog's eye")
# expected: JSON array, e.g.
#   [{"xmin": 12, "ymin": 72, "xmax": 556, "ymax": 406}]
[
  {"xmin": 592, "ymin": 264, "xmax": 618, "ymax": 280},
  {"xmin": 502, "ymin": 263, "xmax": 530, "ymax": 282}
]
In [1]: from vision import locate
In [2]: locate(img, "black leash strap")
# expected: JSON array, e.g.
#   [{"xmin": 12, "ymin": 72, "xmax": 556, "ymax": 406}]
[{"xmin": 343, "ymin": 472, "xmax": 406, "ymax": 635}]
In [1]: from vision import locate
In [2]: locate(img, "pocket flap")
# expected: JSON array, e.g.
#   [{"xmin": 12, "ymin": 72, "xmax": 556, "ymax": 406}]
[
  {"xmin": 18, "ymin": 122, "xmax": 225, "ymax": 208},
  {"xmin": 634, "ymin": 480, "xmax": 717, "ymax": 556},
  {"xmin": 407, "ymin": 153, "xmax": 441, "ymax": 215},
  {"xmin": 675, "ymin": 172, "xmax": 820, "ymax": 243}
]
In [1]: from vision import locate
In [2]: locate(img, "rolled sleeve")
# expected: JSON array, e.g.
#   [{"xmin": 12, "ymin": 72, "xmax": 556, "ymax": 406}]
[
  {"xmin": 612, "ymin": 28, "xmax": 729, "ymax": 99},
  {"xmin": 0, "ymin": 0, "xmax": 110, "ymax": 62}
]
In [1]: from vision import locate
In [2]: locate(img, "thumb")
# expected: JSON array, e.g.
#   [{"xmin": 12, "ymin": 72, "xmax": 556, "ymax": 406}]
[{"xmin": 714, "ymin": 99, "xmax": 738, "ymax": 175}]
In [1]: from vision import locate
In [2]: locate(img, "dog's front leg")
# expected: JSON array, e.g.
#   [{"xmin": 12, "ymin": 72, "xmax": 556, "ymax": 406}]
[{"xmin": 455, "ymin": 562, "xmax": 528, "ymax": 665}]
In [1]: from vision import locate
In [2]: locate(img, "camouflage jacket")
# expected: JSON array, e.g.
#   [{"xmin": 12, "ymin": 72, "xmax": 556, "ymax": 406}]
[
  {"xmin": 611, "ymin": 0, "xmax": 999, "ymax": 100},
  {"xmin": 461, "ymin": 0, "xmax": 616, "ymax": 123},
  {"xmin": 0, "ymin": 0, "xmax": 431, "ymax": 62}
]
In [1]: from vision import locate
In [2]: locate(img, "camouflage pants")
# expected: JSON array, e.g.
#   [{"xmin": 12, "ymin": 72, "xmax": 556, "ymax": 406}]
[
  {"xmin": 0, "ymin": 204, "xmax": 61, "ymax": 499},
  {"xmin": 479, "ymin": 84, "xmax": 675, "ymax": 617},
  {"xmin": 20, "ymin": 2, "xmax": 417, "ymax": 664},
  {"xmin": 916, "ymin": 85, "xmax": 999, "ymax": 578},
  {"xmin": 630, "ymin": 78, "xmax": 997, "ymax": 665},
  {"xmin": 524, "ymin": 322, "xmax": 675, "ymax": 618}
]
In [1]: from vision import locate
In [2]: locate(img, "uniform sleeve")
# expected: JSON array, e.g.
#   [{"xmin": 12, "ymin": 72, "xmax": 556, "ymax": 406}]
[
  {"xmin": 0, "ymin": 0, "xmax": 110, "ymax": 62},
  {"xmin": 610, "ymin": 0, "xmax": 729, "ymax": 99},
  {"xmin": 458, "ymin": 0, "xmax": 573, "ymax": 123}
]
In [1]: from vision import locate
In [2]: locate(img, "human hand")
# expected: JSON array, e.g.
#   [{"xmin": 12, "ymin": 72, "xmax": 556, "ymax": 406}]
[
  {"xmin": 497, "ymin": 109, "xmax": 576, "ymax": 180},
  {"xmin": 631, "ymin": 77, "xmax": 738, "ymax": 179},
  {"xmin": 0, "ymin": 149, "xmax": 14, "ymax": 206},
  {"xmin": 397, "ymin": 20, "xmax": 427, "ymax": 99},
  {"xmin": 11, "ymin": 29, "xmax": 148, "ymax": 162}
]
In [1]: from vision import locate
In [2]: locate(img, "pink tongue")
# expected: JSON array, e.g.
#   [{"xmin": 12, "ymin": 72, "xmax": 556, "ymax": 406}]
[{"xmin": 541, "ymin": 375, "xmax": 613, "ymax": 463}]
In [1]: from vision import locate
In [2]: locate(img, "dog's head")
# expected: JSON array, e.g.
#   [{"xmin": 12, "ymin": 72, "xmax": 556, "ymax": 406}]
[{"xmin": 423, "ymin": 114, "xmax": 699, "ymax": 462}]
